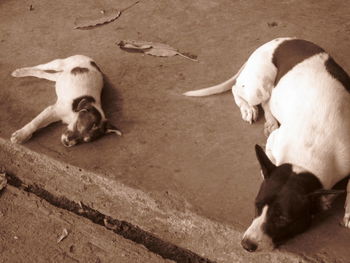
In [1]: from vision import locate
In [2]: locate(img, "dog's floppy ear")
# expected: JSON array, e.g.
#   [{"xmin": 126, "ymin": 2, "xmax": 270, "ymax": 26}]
[
  {"xmin": 308, "ymin": 189, "xmax": 345, "ymax": 212},
  {"xmin": 104, "ymin": 121, "xmax": 122, "ymax": 136},
  {"xmin": 72, "ymin": 96, "xmax": 96, "ymax": 112},
  {"xmin": 255, "ymin": 144, "xmax": 276, "ymax": 179},
  {"xmin": 308, "ymin": 189, "xmax": 345, "ymax": 197}
]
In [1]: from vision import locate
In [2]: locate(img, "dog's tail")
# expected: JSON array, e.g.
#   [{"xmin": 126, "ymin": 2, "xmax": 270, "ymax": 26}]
[{"xmin": 183, "ymin": 62, "xmax": 246, "ymax": 97}]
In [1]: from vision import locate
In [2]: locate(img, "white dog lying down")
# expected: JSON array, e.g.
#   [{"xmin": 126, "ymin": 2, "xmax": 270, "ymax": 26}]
[
  {"xmin": 184, "ymin": 37, "xmax": 350, "ymax": 251},
  {"xmin": 11, "ymin": 55, "xmax": 121, "ymax": 147}
]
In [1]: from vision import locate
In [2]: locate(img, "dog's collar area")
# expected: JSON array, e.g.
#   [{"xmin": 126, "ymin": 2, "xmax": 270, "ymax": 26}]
[{"xmin": 291, "ymin": 164, "xmax": 308, "ymax": 174}]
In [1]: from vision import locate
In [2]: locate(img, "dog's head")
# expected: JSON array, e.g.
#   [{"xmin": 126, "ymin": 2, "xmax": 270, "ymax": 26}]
[
  {"xmin": 241, "ymin": 145, "xmax": 339, "ymax": 252},
  {"xmin": 61, "ymin": 96, "xmax": 121, "ymax": 147}
]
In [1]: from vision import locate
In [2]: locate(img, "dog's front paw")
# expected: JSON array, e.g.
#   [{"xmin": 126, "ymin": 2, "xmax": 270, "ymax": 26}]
[
  {"xmin": 264, "ymin": 120, "xmax": 279, "ymax": 137},
  {"xmin": 240, "ymin": 105, "xmax": 258, "ymax": 124},
  {"xmin": 342, "ymin": 213, "xmax": 350, "ymax": 228},
  {"xmin": 11, "ymin": 129, "xmax": 32, "ymax": 144}
]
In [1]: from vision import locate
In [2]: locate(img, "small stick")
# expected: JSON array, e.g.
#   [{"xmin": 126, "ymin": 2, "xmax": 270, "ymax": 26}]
[
  {"xmin": 177, "ymin": 52, "xmax": 198, "ymax": 62},
  {"xmin": 57, "ymin": 228, "xmax": 69, "ymax": 243},
  {"xmin": 121, "ymin": 1, "xmax": 140, "ymax": 13}
]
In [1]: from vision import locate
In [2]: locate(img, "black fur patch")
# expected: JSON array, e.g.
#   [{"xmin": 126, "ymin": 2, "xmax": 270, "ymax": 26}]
[
  {"xmin": 72, "ymin": 96, "xmax": 96, "ymax": 112},
  {"xmin": 71, "ymin": 67, "xmax": 89, "ymax": 75},
  {"xmin": 255, "ymin": 167, "xmax": 323, "ymax": 243},
  {"xmin": 325, "ymin": 57, "xmax": 350, "ymax": 93},
  {"xmin": 90, "ymin": 61, "xmax": 101, "ymax": 72},
  {"xmin": 272, "ymin": 39, "xmax": 325, "ymax": 85}
]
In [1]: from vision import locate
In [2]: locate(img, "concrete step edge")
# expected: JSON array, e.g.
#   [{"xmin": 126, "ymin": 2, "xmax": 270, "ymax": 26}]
[{"xmin": 0, "ymin": 138, "xmax": 312, "ymax": 263}]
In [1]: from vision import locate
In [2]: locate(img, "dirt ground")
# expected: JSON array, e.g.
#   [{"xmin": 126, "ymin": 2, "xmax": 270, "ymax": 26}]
[
  {"xmin": 0, "ymin": 185, "xmax": 173, "ymax": 263},
  {"xmin": 1, "ymin": 0, "xmax": 350, "ymax": 262}
]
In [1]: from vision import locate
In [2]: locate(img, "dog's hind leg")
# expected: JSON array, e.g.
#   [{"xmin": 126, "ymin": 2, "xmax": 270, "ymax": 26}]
[
  {"xmin": 232, "ymin": 76, "xmax": 274, "ymax": 124},
  {"xmin": 232, "ymin": 91, "xmax": 258, "ymax": 124},
  {"xmin": 12, "ymin": 67, "xmax": 60, "ymax": 81},
  {"xmin": 232, "ymin": 85, "xmax": 259, "ymax": 124},
  {"xmin": 262, "ymin": 102, "xmax": 279, "ymax": 137},
  {"xmin": 11, "ymin": 58, "xmax": 67, "ymax": 81},
  {"xmin": 11, "ymin": 105, "xmax": 60, "ymax": 144},
  {"xmin": 27, "ymin": 58, "xmax": 66, "ymax": 71}
]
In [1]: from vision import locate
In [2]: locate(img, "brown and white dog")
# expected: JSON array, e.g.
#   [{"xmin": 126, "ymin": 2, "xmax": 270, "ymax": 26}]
[
  {"xmin": 184, "ymin": 37, "xmax": 350, "ymax": 251},
  {"xmin": 11, "ymin": 55, "xmax": 121, "ymax": 147}
]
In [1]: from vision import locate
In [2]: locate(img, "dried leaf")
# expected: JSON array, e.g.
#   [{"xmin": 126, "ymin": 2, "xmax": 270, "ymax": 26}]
[
  {"xmin": 0, "ymin": 172, "xmax": 7, "ymax": 191},
  {"xmin": 74, "ymin": 9, "xmax": 121, "ymax": 29},
  {"xmin": 73, "ymin": 1, "xmax": 140, "ymax": 30},
  {"xmin": 57, "ymin": 228, "xmax": 69, "ymax": 243},
  {"xmin": 117, "ymin": 40, "xmax": 198, "ymax": 61}
]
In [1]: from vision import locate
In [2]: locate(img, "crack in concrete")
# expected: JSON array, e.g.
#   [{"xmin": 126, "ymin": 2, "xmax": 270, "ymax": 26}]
[{"xmin": 5, "ymin": 172, "xmax": 215, "ymax": 263}]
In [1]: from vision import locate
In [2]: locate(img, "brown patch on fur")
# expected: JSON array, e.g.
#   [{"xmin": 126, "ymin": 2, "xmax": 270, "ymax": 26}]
[
  {"xmin": 325, "ymin": 57, "xmax": 350, "ymax": 93},
  {"xmin": 71, "ymin": 67, "xmax": 89, "ymax": 75},
  {"xmin": 90, "ymin": 61, "xmax": 101, "ymax": 72},
  {"xmin": 272, "ymin": 39, "xmax": 325, "ymax": 85}
]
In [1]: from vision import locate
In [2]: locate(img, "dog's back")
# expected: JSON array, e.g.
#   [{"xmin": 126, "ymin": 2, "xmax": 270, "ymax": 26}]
[{"xmin": 268, "ymin": 51, "xmax": 350, "ymax": 187}]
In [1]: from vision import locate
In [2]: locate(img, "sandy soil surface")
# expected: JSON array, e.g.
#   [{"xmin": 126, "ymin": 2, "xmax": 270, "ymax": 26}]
[{"xmin": 0, "ymin": 185, "xmax": 173, "ymax": 263}]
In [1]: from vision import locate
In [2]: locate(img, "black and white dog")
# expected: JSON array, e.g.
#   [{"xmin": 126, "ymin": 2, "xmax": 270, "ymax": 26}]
[
  {"xmin": 11, "ymin": 55, "xmax": 121, "ymax": 147},
  {"xmin": 184, "ymin": 37, "xmax": 350, "ymax": 251}
]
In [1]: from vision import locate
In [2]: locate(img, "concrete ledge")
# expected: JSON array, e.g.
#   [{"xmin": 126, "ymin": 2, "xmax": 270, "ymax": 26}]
[
  {"xmin": 1, "ymin": 1, "xmax": 350, "ymax": 262},
  {"xmin": 0, "ymin": 138, "xmax": 310, "ymax": 263},
  {"xmin": 0, "ymin": 185, "xmax": 171, "ymax": 263}
]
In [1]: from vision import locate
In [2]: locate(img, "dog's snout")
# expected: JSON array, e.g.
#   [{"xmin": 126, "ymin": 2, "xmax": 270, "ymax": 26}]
[{"xmin": 241, "ymin": 238, "xmax": 258, "ymax": 252}]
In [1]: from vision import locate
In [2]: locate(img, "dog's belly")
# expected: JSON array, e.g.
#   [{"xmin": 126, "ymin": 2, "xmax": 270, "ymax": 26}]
[
  {"xmin": 268, "ymin": 53, "xmax": 350, "ymax": 187},
  {"xmin": 55, "ymin": 71, "xmax": 103, "ymax": 104}
]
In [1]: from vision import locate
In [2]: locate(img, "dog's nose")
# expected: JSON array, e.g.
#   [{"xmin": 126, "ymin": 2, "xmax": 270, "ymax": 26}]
[{"xmin": 241, "ymin": 238, "xmax": 258, "ymax": 252}]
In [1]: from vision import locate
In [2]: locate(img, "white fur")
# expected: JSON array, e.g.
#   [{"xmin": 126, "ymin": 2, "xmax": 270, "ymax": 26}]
[
  {"xmin": 184, "ymin": 37, "xmax": 293, "ymax": 124},
  {"xmin": 184, "ymin": 38, "xmax": 350, "ymax": 227},
  {"xmin": 266, "ymin": 53, "xmax": 350, "ymax": 188},
  {"xmin": 10, "ymin": 55, "xmax": 109, "ymax": 145},
  {"xmin": 242, "ymin": 206, "xmax": 274, "ymax": 251},
  {"xmin": 266, "ymin": 52, "xmax": 350, "ymax": 227}
]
